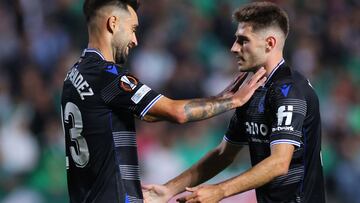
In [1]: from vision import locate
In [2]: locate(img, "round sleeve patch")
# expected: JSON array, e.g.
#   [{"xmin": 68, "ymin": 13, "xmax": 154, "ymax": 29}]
[{"xmin": 119, "ymin": 74, "xmax": 138, "ymax": 92}]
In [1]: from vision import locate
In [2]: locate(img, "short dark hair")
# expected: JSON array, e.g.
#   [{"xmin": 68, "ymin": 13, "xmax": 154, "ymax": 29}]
[
  {"xmin": 233, "ymin": 2, "xmax": 289, "ymax": 37},
  {"xmin": 83, "ymin": 0, "xmax": 140, "ymax": 22}
]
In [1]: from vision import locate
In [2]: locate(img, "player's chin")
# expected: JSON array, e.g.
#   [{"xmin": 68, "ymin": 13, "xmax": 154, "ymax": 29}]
[
  {"xmin": 238, "ymin": 65, "xmax": 251, "ymax": 72},
  {"xmin": 115, "ymin": 54, "xmax": 128, "ymax": 65}
]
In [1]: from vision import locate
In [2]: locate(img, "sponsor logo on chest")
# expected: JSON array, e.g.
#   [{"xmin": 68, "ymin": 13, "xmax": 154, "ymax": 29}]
[{"xmin": 245, "ymin": 122, "xmax": 269, "ymax": 136}]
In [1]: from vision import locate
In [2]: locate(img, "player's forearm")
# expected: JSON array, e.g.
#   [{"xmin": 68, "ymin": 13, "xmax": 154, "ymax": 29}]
[
  {"xmin": 217, "ymin": 155, "xmax": 289, "ymax": 198},
  {"xmin": 142, "ymin": 114, "xmax": 162, "ymax": 122},
  {"xmin": 179, "ymin": 96, "xmax": 241, "ymax": 123},
  {"xmin": 164, "ymin": 147, "xmax": 233, "ymax": 196},
  {"xmin": 145, "ymin": 95, "xmax": 239, "ymax": 124}
]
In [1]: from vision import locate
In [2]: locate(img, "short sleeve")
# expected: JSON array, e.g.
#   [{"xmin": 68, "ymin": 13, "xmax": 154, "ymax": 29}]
[
  {"xmin": 223, "ymin": 110, "xmax": 248, "ymax": 146},
  {"xmin": 268, "ymin": 82, "xmax": 306, "ymax": 147},
  {"xmin": 99, "ymin": 64, "xmax": 162, "ymax": 118}
]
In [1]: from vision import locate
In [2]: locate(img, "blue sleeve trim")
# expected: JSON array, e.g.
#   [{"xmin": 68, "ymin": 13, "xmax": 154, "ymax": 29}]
[
  {"xmin": 140, "ymin": 94, "xmax": 163, "ymax": 119},
  {"xmin": 270, "ymin": 139, "xmax": 301, "ymax": 147}
]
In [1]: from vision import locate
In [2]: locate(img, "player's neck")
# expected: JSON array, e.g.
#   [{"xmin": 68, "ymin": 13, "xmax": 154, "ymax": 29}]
[
  {"xmin": 264, "ymin": 53, "xmax": 284, "ymax": 77},
  {"xmin": 88, "ymin": 37, "xmax": 115, "ymax": 63}
]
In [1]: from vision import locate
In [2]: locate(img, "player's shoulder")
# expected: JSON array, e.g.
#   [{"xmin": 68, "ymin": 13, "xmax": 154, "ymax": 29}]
[
  {"xmin": 100, "ymin": 62, "xmax": 138, "ymax": 83},
  {"xmin": 96, "ymin": 62, "xmax": 144, "ymax": 96},
  {"xmin": 100, "ymin": 62, "xmax": 126, "ymax": 76},
  {"xmin": 78, "ymin": 58, "xmax": 133, "ymax": 83},
  {"xmin": 268, "ymin": 68, "xmax": 307, "ymax": 100}
]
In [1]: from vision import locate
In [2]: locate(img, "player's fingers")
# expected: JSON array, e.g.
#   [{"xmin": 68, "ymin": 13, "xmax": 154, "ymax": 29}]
[
  {"xmin": 233, "ymin": 72, "xmax": 247, "ymax": 84},
  {"xmin": 141, "ymin": 184, "xmax": 154, "ymax": 190},
  {"xmin": 142, "ymin": 190, "xmax": 152, "ymax": 198},
  {"xmin": 143, "ymin": 194, "xmax": 150, "ymax": 200},
  {"xmin": 254, "ymin": 76, "xmax": 267, "ymax": 88},
  {"xmin": 177, "ymin": 192, "xmax": 197, "ymax": 202},
  {"xmin": 248, "ymin": 67, "xmax": 266, "ymax": 85},
  {"xmin": 185, "ymin": 186, "xmax": 198, "ymax": 192},
  {"xmin": 186, "ymin": 198, "xmax": 200, "ymax": 203},
  {"xmin": 231, "ymin": 73, "xmax": 247, "ymax": 91},
  {"xmin": 142, "ymin": 190, "xmax": 151, "ymax": 203}
]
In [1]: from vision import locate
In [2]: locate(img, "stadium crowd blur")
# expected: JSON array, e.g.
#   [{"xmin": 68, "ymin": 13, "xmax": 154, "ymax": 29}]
[{"xmin": 0, "ymin": 0, "xmax": 359, "ymax": 202}]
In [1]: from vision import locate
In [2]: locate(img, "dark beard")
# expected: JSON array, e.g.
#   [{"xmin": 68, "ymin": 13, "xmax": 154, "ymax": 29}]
[{"xmin": 115, "ymin": 47, "xmax": 128, "ymax": 65}]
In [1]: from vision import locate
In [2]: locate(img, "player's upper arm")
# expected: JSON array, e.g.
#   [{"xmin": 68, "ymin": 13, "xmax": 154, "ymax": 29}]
[
  {"xmin": 99, "ymin": 65, "xmax": 163, "ymax": 118},
  {"xmin": 268, "ymin": 80, "xmax": 306, "ymax": 148}
]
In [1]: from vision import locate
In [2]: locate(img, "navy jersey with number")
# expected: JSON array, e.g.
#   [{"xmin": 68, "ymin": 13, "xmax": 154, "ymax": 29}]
[
  {"xmin": 61, "ymin": 49, "xmax": 162, "ymax": 203},
  {"xmin": 224, "ymin": 60, "xmax": 325, "ymax": 203}
]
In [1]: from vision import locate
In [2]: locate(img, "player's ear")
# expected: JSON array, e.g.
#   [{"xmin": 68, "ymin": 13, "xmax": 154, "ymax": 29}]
[
  {"xmin": 107, "ymin": 16, "xmax": 118, "ymax": 34},
  {"xmin": 265, "ymin": 36, "xmax": 276, "ymax": 52}
]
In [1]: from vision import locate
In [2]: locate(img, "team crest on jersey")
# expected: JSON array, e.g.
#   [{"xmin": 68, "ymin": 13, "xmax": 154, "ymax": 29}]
[{"xmin": 120, "ymin": 74, "xmax": 138, "ymax": 92}]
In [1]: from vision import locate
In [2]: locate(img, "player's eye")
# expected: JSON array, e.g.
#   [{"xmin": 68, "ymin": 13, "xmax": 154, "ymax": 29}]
[
  {"xmin": 237, "ymin": 37, "xmax": 249, "ymax": 45},
  {"xmin": 132, "ymin": 26, "xmax": 138, "ymax": 33}
]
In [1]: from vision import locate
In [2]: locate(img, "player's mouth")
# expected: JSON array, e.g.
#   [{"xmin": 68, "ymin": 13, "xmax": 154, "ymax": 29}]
[
  {"xmin": 236, "ymin": 56, "xmax": 245, "ymax": 64},
  {"xmin": 126, "ymin": 45, "xmax": 132, "ymax": 54}
]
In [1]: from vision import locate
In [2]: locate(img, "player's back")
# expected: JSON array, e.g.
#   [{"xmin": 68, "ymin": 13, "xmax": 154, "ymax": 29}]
[{"xmin": 61, "ymin": 49, "xmax": 144, "ymax": 203}]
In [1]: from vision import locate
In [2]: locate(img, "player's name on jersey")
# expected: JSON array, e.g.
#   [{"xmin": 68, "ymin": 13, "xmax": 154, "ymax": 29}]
[{"xmin": 65, "ymin": 67, "xmax": 94, "ymax": 100}]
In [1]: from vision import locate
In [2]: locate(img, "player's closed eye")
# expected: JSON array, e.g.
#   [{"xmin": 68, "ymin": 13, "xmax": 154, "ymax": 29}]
[{"xmin": 132, "ymin": 26, "xmax": 138, "ymax": 33}]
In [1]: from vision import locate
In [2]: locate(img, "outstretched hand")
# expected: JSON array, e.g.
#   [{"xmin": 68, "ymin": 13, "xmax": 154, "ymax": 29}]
[
  {"xmin": 142, "ymin": 184, "xmax": 173, "ymax": 203},
  {"xmin": 232, "ymin": 67, "xmax": 266, "ymax": 107},
  {"xmin": 217, "ymin": 72, "xmax": 249, "ymax": 98},
  {"xmin": 176, "ymin": 185, "xmax": 225, "ymax": 203}
]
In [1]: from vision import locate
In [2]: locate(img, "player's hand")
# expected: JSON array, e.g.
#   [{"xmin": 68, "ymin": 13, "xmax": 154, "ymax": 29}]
[
  {"xmin": 217, "ymin": 72, "xmax": 249, "ymax": 98},
  {"xmin": 232, "ymin": 67, "xmax": 266, "ymax": 107},
  {"xmin": 176, "ymin": 185, "xmax": 225, "ymax": 203},
  {"xmin": 142, "ymin": 184, "xmax": 173, "ymax": 203}
]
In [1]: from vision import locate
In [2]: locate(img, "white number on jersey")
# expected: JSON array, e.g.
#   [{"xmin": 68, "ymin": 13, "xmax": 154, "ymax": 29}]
[{"xmin": 62, "ymin": 102, "xmax": 90, "ymax": 168}]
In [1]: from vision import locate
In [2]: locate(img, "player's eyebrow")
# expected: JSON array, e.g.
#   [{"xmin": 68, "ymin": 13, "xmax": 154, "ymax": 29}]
[
  {"xmin": 235, "ymin": 35, "xmax": 250, "ymax": 41},
  {"xmin": 235, "ymin": 33, "xmax": 249, "ymax": 39}
]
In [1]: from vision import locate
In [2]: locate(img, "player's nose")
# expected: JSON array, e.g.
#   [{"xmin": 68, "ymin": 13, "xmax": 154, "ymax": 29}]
[
  {"xmin": 231, "ymin": 41, "xmax": 241, "ymax": 53},
  {"xmin": 132, "ymin": 33, "xmax": 138, "ymax": 47}
]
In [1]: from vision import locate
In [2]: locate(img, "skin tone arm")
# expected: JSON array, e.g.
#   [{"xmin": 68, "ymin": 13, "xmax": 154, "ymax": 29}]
[
  {"xmin": 177, "ymin": 143, "xmax": 295, "ymax": 203},
  {"xmin": 142, "ymin": 143, "xmax": 294, "ymax": 203},
  {"xmin": 143, "ymin": 69, "xmax": 265, "ymax": 123},
  {"xmin": 166, "ymin": 141, "xmax": 242, "ymax": 194},
  {"xmin": 142, "ymin": 140, "xmax": 242, "ymax": 202},
  {"xmin": 142, "ymin": 72, "xmax": 248, "ymax": 122}
]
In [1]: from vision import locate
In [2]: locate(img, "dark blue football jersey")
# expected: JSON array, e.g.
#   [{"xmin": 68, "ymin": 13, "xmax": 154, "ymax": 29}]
[
  {"xmin": 224, "ymin": 60, "xmax": 325, "ymax": 203},
  {"xmin": 61, "ymin": 49, "xmax": 162, "ymax": 203}
]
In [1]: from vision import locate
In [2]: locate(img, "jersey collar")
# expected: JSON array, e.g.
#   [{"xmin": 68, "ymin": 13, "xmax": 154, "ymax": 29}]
[
  {"xmin": 264, "ymin": 59, "xmax": 285, "ymax": 86},
  {"xmin": 81, "ymin": 48, "xmax": 105, "ymax": 60}
]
